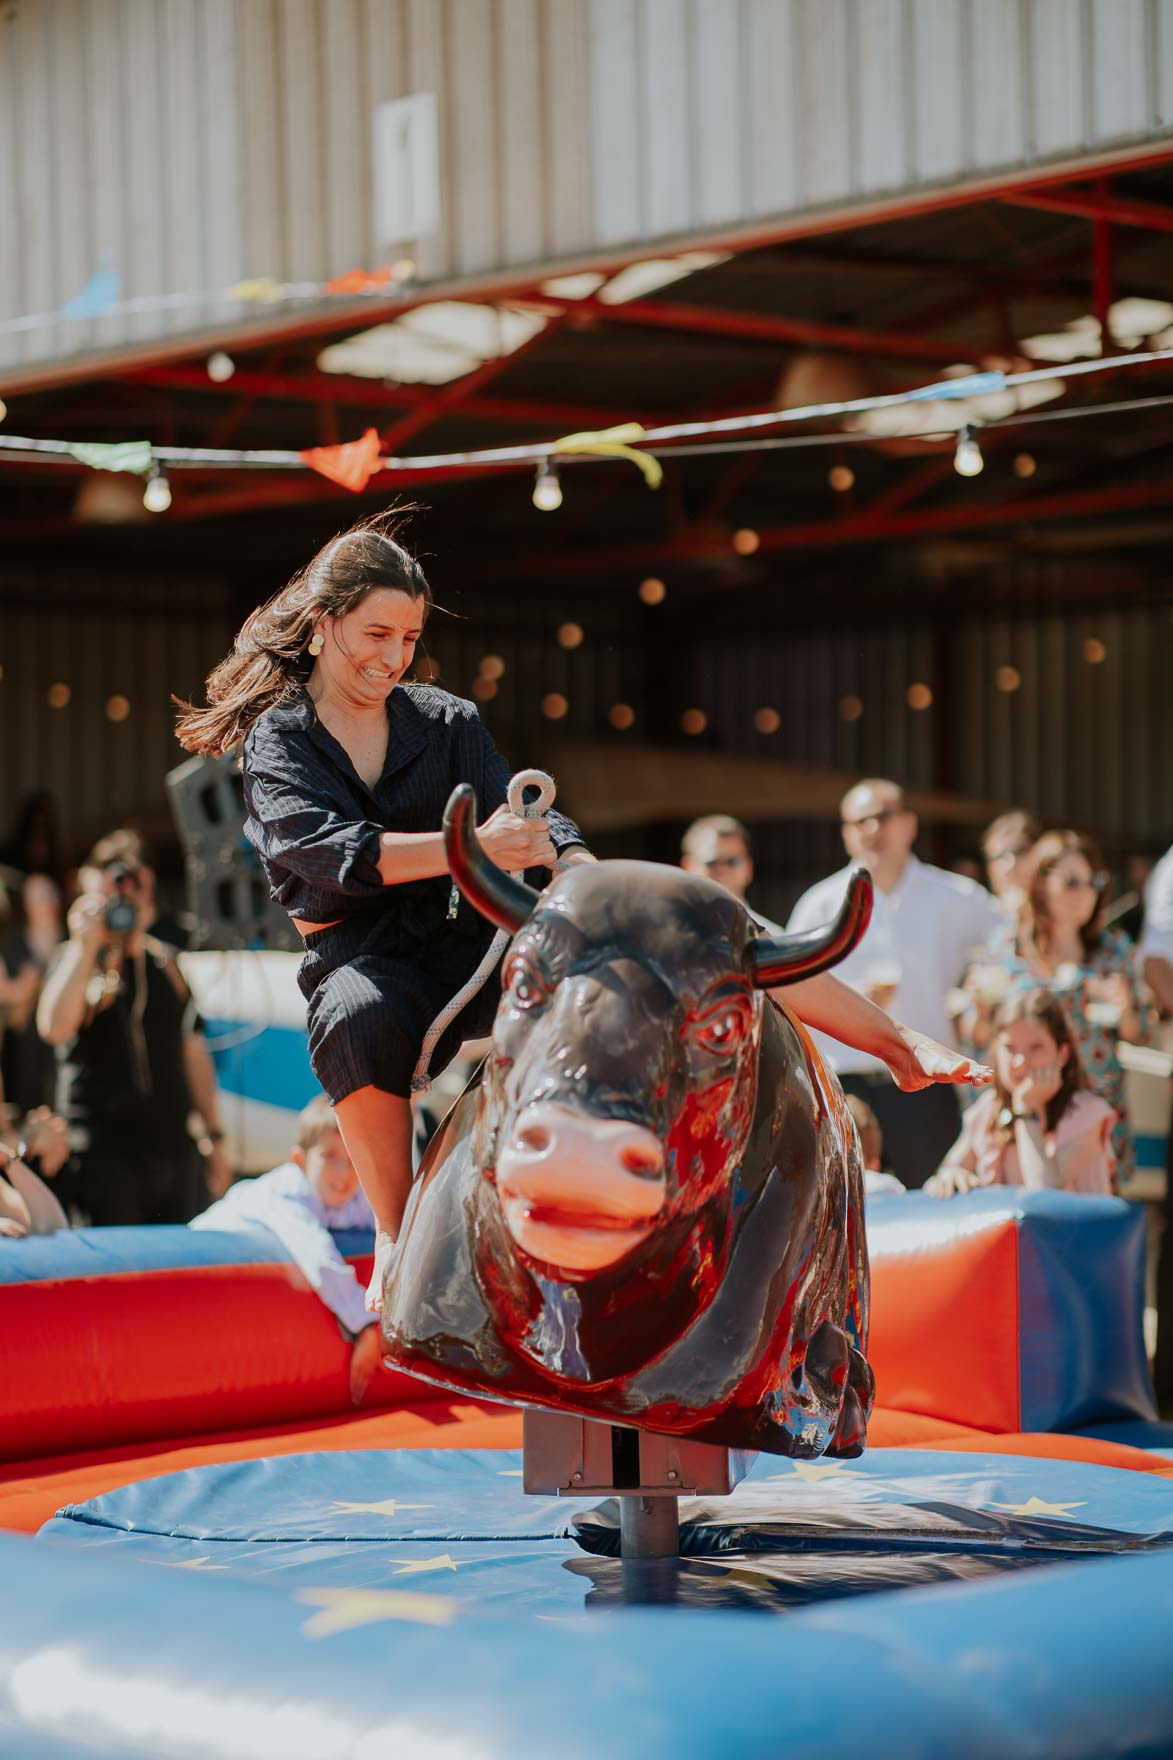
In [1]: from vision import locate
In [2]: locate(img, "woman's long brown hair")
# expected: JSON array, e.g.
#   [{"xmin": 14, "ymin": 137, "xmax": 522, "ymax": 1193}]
[
  {"xmin": 1016, "ymin": 829, "xmax": 1108, "ymax": 963},
  {"xmin": 174, "ymin": 511, "xmax": 431, "ymax": 756},
  {"xmin": 989, "ymin": 986, "xmax": 1085, "ymax": 1146}
]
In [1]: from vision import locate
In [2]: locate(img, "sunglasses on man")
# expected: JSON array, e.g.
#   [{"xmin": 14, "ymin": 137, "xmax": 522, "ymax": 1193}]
[
  {"xmin": 702, "ymin": 854, "xmax": 750, "ymax": 872},
  {"xmin": 841, "ymin": 807, "xmax": 901, "ymax": 831}
]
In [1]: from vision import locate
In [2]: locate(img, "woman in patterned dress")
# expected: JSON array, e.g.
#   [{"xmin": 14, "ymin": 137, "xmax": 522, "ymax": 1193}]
[{"xmin": 992, "ymin": 830, "xmax": 1153, "ymax": 1184}]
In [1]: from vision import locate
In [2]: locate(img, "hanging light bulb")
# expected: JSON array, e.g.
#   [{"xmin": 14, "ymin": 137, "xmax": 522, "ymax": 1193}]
[
  {"xmin": 953, "ymin": 424, "xmax": 984, "ymax": 478},
  {"xmin": 532, "ymin": 459, "xmax": 562, "ymax": 512},
  {"xmin": 0, "ymin": 397, "xmax": 7, "ymax": 424},
  {"xmin": 143, "ymin": 463, "xmax": 172, "ymax": 513},
  {"xmin": 206, "ymin": 350, "xmax": 236, "ymax": 383}
]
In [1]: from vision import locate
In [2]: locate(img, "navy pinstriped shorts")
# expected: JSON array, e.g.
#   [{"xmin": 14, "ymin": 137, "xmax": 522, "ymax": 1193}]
[{"xmin": 297, "ymin": 917, "xmax": 502, "ymax": 1102}]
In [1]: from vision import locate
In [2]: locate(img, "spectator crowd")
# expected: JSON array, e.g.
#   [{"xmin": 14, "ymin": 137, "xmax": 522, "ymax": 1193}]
[
  {"xmin": 0, "ymin": 799, "xmax": 228, "ymax": 1236},
  {"xmin": 2, "ymin": 782, "xmax": 1171, "ymax": 1408},
  {"xmin": 680, "ymin": 787, "xmax": 1171, "ymax": 1207}
]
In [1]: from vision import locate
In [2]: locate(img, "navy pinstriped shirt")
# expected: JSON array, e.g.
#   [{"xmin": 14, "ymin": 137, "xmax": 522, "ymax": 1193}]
[{"xmin": 243, "ymin": 684, "xmax": 583, "ymax": 950}]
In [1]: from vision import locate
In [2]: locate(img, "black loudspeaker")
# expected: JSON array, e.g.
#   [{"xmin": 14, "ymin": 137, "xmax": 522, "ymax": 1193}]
[{"xmin": 166, "ymin": 752, "xmax": 299, "ymax": 953}]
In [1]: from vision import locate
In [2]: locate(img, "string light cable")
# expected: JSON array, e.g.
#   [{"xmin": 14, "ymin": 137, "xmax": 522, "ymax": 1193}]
[{"xmin": 2, "ymin": 346, "xmax": 1173, "ymax": 480}]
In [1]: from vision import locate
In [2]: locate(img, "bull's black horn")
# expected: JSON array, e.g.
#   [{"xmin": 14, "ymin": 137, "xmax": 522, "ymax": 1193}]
[
  {"xmin": 443, "ymin": 784, "xmax": 539, "ymax": 933},
  {"xmin": 751, "ymin": 867, "xmax": 873, "ymax": 988}
]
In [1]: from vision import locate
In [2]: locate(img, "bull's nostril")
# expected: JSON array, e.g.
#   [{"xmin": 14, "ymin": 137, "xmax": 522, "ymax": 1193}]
[
  {"xmin": 620, "ymin": 1143, "xmax": 663, "ymax": 1177},
  {"xmin": 516, "ymin": 1125, "xmax": 551, "ymax": 1155}
]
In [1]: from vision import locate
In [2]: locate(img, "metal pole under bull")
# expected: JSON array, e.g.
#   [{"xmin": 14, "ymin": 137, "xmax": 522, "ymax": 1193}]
[
  {"xmin": 619, "ymin": 1494, "xmax": 680, "ymax": 1558},
  {"xmin": 522, "ymin": 1409, "xmax": 753, "ymax": 1559}
]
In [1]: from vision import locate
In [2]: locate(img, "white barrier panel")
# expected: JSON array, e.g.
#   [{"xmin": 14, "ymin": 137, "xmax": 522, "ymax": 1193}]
[{"xmin": 180, "ymin": 951, "xmax": 316, "ymax": 1173}]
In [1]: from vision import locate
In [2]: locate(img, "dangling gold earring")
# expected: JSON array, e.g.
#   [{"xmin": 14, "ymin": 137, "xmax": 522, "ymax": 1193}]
[{"xmin": 308, "ymin": 630, "xmax": 325, "ymax": 656}]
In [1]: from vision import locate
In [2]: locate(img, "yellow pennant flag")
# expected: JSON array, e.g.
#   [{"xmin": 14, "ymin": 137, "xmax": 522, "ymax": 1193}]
[
  {"xmin": 228, "ymin": 277, "xmax": 286, "ymax": 303},
  {"xmin": 551, "ymin": 422, "xmax": 663, "ymax": 489}
]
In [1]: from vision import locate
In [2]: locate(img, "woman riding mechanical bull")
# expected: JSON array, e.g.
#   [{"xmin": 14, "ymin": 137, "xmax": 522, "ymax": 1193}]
[{"xmin": 176, "ymin": 513, "xmax": 991, "ymax": 1314}]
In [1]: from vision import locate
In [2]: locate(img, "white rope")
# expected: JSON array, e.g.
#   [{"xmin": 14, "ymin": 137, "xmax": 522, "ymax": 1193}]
[
  {"xmin": 5, "ymin": 346, "xmax": 1173, "ymax": 477},
  {"xmin": 410, "ymin": 769, "xmax": 556, "ymax": 1096}
]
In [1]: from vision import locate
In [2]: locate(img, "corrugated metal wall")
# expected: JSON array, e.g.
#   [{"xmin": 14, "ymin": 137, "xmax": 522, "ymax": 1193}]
[
  {"xmin": 678, "ymin": 601, "xmax": 1173, "ymax": 922},
  {"xmin": 0, "ymin": 574, "xmax": 233, "ymax": 860},
  {"xmin": 0, "ymin": 0, "xmax": 244, "ymax": 368},
  {"xmin": 2, "ymin": 565, "xmax": 1168, "ymax": 911},
  {"xmin": 4, "ymin": 0, "xmax": 1173, "ymax": 372},
  {"xmin": 589, "ymin": 0, "xmax": 1173, "ymax": 245},
  {"xmin": 234, "ymin": 0, "xmax": 592, "ymax": 287}
]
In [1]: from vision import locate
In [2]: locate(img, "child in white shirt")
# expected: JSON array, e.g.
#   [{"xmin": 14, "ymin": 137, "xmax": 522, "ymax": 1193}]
[{"xmin": 191, "ymin": 1094, "xmax": 382, "ymax": 1402}]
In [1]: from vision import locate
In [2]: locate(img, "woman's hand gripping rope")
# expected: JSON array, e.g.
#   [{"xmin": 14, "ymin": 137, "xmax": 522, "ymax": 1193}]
[{"xmin": 409, "ymin": 771, "xmax": 559, "ymax": 1098}]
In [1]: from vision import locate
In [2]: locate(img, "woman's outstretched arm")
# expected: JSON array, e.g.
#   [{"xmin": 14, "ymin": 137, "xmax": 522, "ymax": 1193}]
[{"xmin": 777, "ymin": 970, "xmax": 992, "ymax": 1090}]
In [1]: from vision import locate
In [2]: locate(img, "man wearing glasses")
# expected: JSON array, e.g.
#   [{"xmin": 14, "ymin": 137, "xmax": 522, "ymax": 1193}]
[
  {"xmin": 680, "ymin": 815, "xmax": 784, "ymax": 933},
  {"xmin": 981, "ymin": 810, "xmax": 1042, "ymax": 921},
  {"xmin": 787, "ymin": 778, "xmax": 1003, "ymax": 1188}
]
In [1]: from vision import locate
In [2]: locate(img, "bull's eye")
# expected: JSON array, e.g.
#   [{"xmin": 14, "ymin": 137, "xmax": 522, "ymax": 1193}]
[
  {"xmin": 693, "ymin": 1002, "xmax": 750, "ymax": 1056},
  {"xmin": 504, "ymin": 955, "xmax": 550, "ymax": 1012}
]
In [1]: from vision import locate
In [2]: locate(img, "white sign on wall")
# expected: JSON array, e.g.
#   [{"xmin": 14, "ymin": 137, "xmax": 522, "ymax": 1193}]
[{"xmin": 373, "ymin": 92, "xmax": 441, "ymax": 248}]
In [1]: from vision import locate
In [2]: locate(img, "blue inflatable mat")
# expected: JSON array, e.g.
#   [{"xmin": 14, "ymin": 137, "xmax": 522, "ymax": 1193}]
[
  {"xmin": 39, "ymin": 1447, "xmax": 1173, "ymax": 1623},
  {"xmin": 0, "ymin": 1222, "xmax": 374, "ymax": 1285},
  {"xmin": 46, "ymin": 1444, "xmax": 1173, "ymax": 1545},
  {"xmin": 8, "ymin": 1517, "xmax": 1173, "ymax": 1758}
]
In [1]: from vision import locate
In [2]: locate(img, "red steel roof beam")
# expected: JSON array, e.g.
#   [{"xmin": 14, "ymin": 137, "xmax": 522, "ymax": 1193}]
[
  {"xmin": 1004, "ymin": 186, "xmax": 1173, "ymax": 235},
  {"xmin": 479, "ymin": 476, "xmax": 1173, "ymax": 577},
  {"xmin": 1092, "ymin": 179, "xmax": 1114, "ymax": 354},
  {"xmin": 552, "ymin": 295, "xmax": 1003, "ymax": 366},
  {"xmin": 163, "ymin": 462, "xmax": 524, "ymax": 523},
  {"xmin": 376, "ymin": 315, "xmax": 570, "ymax": 453},
  {"xmin": 120, "ymin": 363, "xmax": 641, "ymax": 433}
]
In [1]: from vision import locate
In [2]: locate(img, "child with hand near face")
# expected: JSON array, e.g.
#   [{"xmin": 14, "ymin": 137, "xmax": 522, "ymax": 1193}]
[
  {"xmin": 191, "ymin": 1094, "xmax": 383, "ymax": 1403},
  {"xmin": 926, "ymin": 989, "xmax": 1115, "ymax": 1198}
]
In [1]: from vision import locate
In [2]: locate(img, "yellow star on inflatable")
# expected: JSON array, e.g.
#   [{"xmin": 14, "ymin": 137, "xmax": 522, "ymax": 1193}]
[
  {"xmin": 790, "ymin": 1459, "xmax": 853, "ymax": 1482},
  {"xmin": 718, "ymin": 1565, "xmax": 773, "ymax": 1590},
  {"xmin": 297, "ymin": 1586, "xmax": 456, "ymax": 1637},
  {"xmin": 328, "ymin": 1499, "xmax": 434, "ymax": 1518},
  {"xmin": 392, "ymin": 1554, "xmax": 459, "ymax": 1577},
  {"xmin": 990, "ymin": 1496, "xmax": 1088, "ymax": 1518}
]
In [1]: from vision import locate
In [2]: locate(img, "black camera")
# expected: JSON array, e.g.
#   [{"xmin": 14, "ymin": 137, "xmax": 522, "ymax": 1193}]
[{"xmin": 103, "ymin": 863, "xmax": 140, "ymax": 935}]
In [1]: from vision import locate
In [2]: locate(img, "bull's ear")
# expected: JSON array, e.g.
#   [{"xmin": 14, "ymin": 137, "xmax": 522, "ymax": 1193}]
[
  {"xmin": 751, "ymin": 867, "xmax": 873, "ymax": 988},
  {"xmin": 443, "ymin": 784, "xmax": 539, "ymax": 933}
]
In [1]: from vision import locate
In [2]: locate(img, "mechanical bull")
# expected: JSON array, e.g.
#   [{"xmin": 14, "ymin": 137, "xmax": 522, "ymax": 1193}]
[{"xmin": 381, "ymin": 785, "xmax": 876, "ymax": 1459}]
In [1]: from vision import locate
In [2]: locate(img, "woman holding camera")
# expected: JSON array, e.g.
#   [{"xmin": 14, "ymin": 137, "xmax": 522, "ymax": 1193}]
[{"xmin": 36, "ymin": 831, "xmax": 230, "ymax": 1225}]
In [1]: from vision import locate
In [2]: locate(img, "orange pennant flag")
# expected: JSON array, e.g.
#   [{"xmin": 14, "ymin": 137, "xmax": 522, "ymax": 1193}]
[
  {"xmin": 300, "ymin": 427, "xmax": 384, "ymax": 493},
  {"xmin": 325, "ymin": 266, "xmax": 395, "ymax": 296}
]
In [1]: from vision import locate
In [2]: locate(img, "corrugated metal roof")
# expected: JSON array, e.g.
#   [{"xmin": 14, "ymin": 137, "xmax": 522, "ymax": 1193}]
[{"xmin": 4, "ymin": 0, "xmax": 1173, "ymax": 377}]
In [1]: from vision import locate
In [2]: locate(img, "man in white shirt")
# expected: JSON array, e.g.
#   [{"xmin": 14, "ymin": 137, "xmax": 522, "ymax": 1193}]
[
  {"xmin": 680, "ymin": 815, "xmax": 784, "ymax": 933},
  {"xmin": 191, "ymin": 1094, "xmax": 382, "ymax": 1404},
  {"xmin": 787, "ymin": 778, "xmax": 1003, "ymax": 1187}
]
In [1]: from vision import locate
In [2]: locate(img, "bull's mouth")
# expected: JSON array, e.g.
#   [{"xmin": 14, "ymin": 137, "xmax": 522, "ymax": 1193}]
[
  {"xmin": 499, "ymin": 1195, "xmax": 661, "ymax": 1273},
  {"xmin": 496, "ymin": 1111, "xmax": 666, "ymax": 1274}
]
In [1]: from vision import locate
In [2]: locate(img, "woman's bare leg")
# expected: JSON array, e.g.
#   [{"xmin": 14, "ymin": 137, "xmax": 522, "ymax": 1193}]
[{"xmin": 333, "ymin": 1085, "xmax": 414, "ymax": 1311}]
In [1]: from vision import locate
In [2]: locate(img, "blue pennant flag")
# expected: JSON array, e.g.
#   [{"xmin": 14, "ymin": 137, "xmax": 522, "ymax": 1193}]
[
  {"xmin": 61, "ymin": 263, "xmax": 120, "ymax": 320},
  {"xmin": 906, "ymin": 370, "xmax": 1007, "ymax": 402}
]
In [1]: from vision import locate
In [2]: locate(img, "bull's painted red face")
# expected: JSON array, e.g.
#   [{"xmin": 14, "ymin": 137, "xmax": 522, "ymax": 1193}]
[
  {"xmin": 381, "ymin": 843, "xmax": 875, "ymax": 1460},
  {"xmin": 475, "ymin": 866, "xmax": 764, "ymax": 1284}
]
